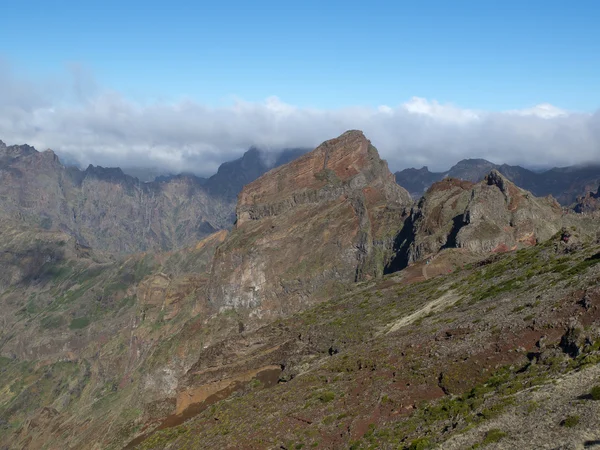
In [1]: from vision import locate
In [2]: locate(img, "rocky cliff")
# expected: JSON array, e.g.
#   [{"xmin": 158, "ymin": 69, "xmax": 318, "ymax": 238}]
[
  {"xmin": 0, "ymin": 143, "xmax": 231, "ymax": 253},
  {"xmin": 390, "ymin": 171, "xmax": 566, "ymax": 269},
  {"xmin": 574, "ymin": 185, "xmax": 600, "ymax": 213},
  {"xmin": 0, "ymin": 141, "xmax": 305, "ymax": 254},
  {"xmin": 208, "ymin": 130, "xmax": 412, "ymax": 319}
]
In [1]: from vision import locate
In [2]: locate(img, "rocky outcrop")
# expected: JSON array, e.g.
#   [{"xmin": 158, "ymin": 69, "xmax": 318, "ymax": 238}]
[
  {"xmin": 395, "ymin": 158, "xmax": 600, "ymax": 205},
  {"xmin": 574, "ymin": 185, "xmax": 600, "ymax": 213},
  {"xmin": 390, "ymin": 171, "xmax": 564, "ymax": 268},
  {"xmin": 456, "ymin": 171, "xmax": 562, "ymax": 253},
  {"xmin": 208, "ymin": 130, "xmax": 412, "ymax": 319}
]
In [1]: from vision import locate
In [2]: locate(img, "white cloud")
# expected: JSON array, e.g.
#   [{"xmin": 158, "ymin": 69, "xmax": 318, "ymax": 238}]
[
  {"xmin": 508, "ymin": 103, "xmax": 568, "ymax": 119},
  {"xmin": 401, "ymin": 97, "xmax": 481, "ymax": 124},
  {"xmin": 0, "ymin": 64, "xmax": 598, "ymax": 175}
]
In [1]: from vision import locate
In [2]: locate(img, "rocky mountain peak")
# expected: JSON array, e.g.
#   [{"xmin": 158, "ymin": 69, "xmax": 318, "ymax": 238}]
[
  {"xmin": 574, "ymin": 185, "xmax": 600, "ymax": 213},
  {"xmin": 485, "ymin": 168, "xmax": 506, "ymax": 186},
  {"xmin": 391, "ymin": 171, "xmax": 566, "ymax": 268},
  {"xmin": 0, "ymin": 142, "xmax": 38, "ymax": 162},
  {"xmin": 445, "ymin": 158, "xmax": 498, "ymax": 182},
  {"xmin": 397, "ymin": 158, "xmax": 600, "ymax": 205},
  {"xmin": 236, "ymin": 129, "xmax": 410, "ymax": 226},
  {"xmin": 209, "ymin": 131, "xmax": 412, "ymax": 320},
  {"xmin": 203, "ymin": 146, "xmax": 308, "ymax": 200},
  {"xmin": 484, "ymin": 169, "xmax": 513, "ymax": 202},
  {"xmin": 82, "ymin": 164, "xmax": 135, "ymax": 186},
  {"xmin": 42, "ymin": 148, "xmax": 59, "ymax": 162}
]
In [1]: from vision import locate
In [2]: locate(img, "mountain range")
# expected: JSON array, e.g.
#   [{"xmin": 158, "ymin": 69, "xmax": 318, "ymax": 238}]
[
  {"xmin": 1, "ymin": 133, "xmax": 600, "ymax": 449},
  {"xmin": 0, "ymin": 139, "xmax": 306, "ymax": 253},
  {"xmin": 3, "ymin": 136, "xmax": 600, "ymax": 257},
  {"xmin": 395, "ymin": 158, "xmax": 600, "ymax": 205}
]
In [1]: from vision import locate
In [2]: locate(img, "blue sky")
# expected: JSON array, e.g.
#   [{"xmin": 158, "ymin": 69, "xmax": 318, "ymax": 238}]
[
  {"xmin": 2, "ymin": 0, "xmax": 599, "ymax": 111},
  {"xmin": 0, "ymin": 0, "xmax": 599, "ymax": 174}
]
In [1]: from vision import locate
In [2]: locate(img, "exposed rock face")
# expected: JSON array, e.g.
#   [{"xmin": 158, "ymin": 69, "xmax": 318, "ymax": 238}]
[
  {"xmin": 390, "ymin": 171, "xmax": 564, "ymax": 268},
  {"xmin": 395, "ymin": 158, "xmax": 600, "ymax": 205},
  {"xmin": 0, "ymin": 140, "xmax": 308, "ymax": 254},
  {"xmin": 457, "ymin": 171, "xmax": 562, "ymax": 253},
  {"xmin": 208, "ymin": 130, "xmax": 412, "ymax": 318},
  {"xmin": 0, "ymin": 143, "xmax": 232, "ymax": 253},
  {"xmin": 203, "ymin": 147, "xmax": 307, "ymax": 200},
  {"xmin": 0, "ymin": 143, "xmax": 303, "ymax": 253},
  {"xmin": 574, "ymin": 185, "xmax": 600, "ymax": 213},
  {"xmin": 5, "ymin": 131, "xmax": 600, "ymax": 450}
]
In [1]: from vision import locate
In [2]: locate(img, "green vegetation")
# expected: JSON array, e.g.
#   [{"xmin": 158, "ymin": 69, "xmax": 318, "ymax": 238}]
[
  {"xmin": 133, "ymin": 255, "xmax": 157, "ymax": 282},
  {"xmin": 69, "ymin": 317, "xmax": 90, "ymax": 329},
  {"xmin": 317, "ymin": 391, "xmax": 335, "ymax": 403},
  {"xmin": 407, "ymin": 437, "xmax": 430, "ymax": 449},
  {"xmin": 2, "ymin": 224, "xmax": 600, "ymax": 449},
  {"xmin": 102, "ymin": 281, "xmax": 128, "ymax": 296},
  {"xmin": 481, "ymin": 428, "xmax": 507, "ymax": 445},
  {"xmin": 561, "ymin": 415, "xmax": 580, "ymax": 428},
  {"xmin": 40, "ymin": 314, "xmax": 64, "ymax": 329},
  {"xmin": 45, "ymin": 264, "xmax": 73, "ymax": 281}
]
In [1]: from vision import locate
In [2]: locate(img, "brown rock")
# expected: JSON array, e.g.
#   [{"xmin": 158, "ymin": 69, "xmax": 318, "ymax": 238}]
[
  {"xmin": 208, "ymin": 130, "xmax": 412, "ymax": 320},
  {"xmin": 574, "ymin": 185, "xmax": 600, "ymax": 213},
  {"xmin": 395, "ymin": 170, "xmax": 565, "ymax": 266}
]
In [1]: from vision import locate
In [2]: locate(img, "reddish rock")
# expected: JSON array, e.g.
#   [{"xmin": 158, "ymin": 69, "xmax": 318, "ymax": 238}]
[
  {"xmin": 396, "ymin": 170, "xmax": 567, "ymax": 266},
  {"xmin": 208, "ymin": 130, "xmax": 412, "ymax": 320}
]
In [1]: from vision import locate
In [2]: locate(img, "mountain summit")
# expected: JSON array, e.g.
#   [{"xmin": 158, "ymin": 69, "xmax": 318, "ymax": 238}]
[
  {"xmin": 209, "ymin": 130, "xmax": 412, "ymax": 319},
  {"xmin": 389, "ymin": 170, "xmax": 567, "ymax": 269}
]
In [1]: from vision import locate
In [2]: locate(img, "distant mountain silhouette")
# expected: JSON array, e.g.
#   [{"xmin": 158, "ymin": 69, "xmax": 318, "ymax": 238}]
[
  {"xmin": 203, "ymin": 147, "xmax": 307, "ymax": 200},
  {"xmin": 395, "ymin": 158, "xmax": 600, "ymax": 205}
]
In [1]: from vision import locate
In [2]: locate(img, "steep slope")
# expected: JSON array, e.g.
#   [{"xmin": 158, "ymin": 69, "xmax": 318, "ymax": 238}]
[
  {"xmin": 208, "ymin": 130, "xmax": 412, "ymax": 321},
  {"xmin": 574, "ymin": 184, "xmax": 600, "ymax": 213},
  {"xmin": 395, "ymin": 158, "xmax": 600, "ymax": 205},
  {"xmin": 3, "ymin": 133, "xmax": 600, "ymax": 450},
  {"xmin": 123, "ymin": 229, "xmax": 600, "ymax": 450},
  {"xmin": 3, "ymin": 219, "xmax": 600, "ymax": 449},
  {"xmin": 0, "ymin": 143, "xmax": 231, "ymax": 253},
  {"xmin": 0, "ymin": 141, "xmax": 305, "ymax": 254},
  {"xmin": 389, "ymin": 171, "xmax": 567, "ymax": 270},
  {"xmin": 0, "ymin": 224, "xmax": 239, "ymax": 450},
  {"xmin": 203, "ymin": 147, "xmax": 307, "ymax": 200}
]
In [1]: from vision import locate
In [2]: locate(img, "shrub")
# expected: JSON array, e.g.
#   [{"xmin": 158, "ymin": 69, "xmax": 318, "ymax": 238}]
[
  {"xmin": 318, "ymin": 391, "xmax": 335, "ymax": 403},
  {"xmin": 561, "ymin": 415, "xmax": 580, "ymax": 428},
  {"xmin": 69, "ymin": 317, "xmax": 90, "ymax": 330},
  {"xmin": 590, "ymin": 386, "xmax": 600, "ymax": 400},
  {"xmin": 482, "ymin": 429, "xmax": 507, "ymax": 445},
  {"xmin": 407, "ymin": 437, "xmax": 430, "ymax": 450}
]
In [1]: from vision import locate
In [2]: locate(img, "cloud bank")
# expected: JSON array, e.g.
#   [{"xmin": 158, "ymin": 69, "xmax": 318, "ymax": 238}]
[{"xmin": 1, "ymin": 64, "xmax": 599, "ymax": 176}]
